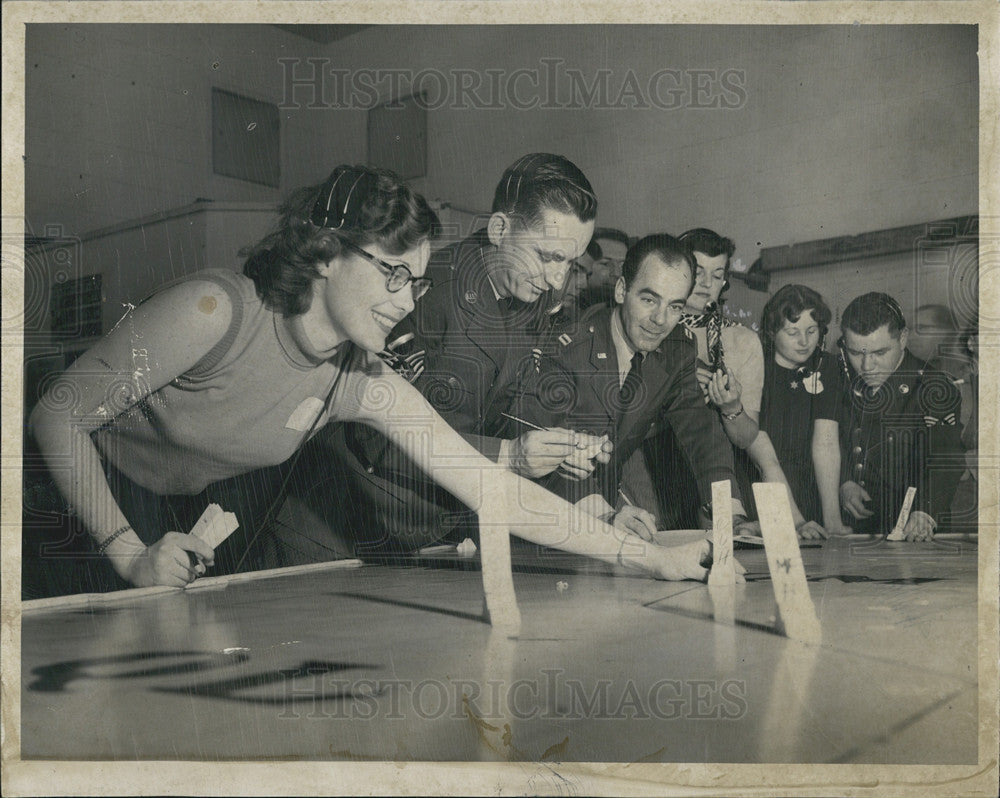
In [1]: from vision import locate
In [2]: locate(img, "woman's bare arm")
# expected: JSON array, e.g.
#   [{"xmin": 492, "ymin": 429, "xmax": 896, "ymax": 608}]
[
  {"xmin": 350, "ymin": 364, "xmax": 713, "ymax": 580},
  {"xmin": 29, "ymin": 279, "xmax": 229, "ymax": 586}
]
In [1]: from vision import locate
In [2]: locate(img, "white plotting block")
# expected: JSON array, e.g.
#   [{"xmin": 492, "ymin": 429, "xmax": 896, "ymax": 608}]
[
  {"xmin": 753, "ymin": 482, "xmax": 822, "ymax": 644},
  {"xmin": 886, "ymin": 486, "xmax": 917, "ymax": 541},
  {"xmin": 708, "ymin": 480, "xmax": 736, "ymax": 586},
  {"xmin": 190, "ymin": 503, "xmax": 239, "ymax": 550},
  {"xmin": 478, "ymin": 486, "xmax": 521, "ymax": 637}
]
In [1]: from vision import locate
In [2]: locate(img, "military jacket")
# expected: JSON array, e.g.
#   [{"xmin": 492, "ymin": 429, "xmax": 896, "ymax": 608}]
[
  {"xmin": 838, "ymin": 349, "xmax": 964, "ymax": 531},
  {"xmin": 515, "ymin": 304, "xmax": 739, "ymax": 508}
]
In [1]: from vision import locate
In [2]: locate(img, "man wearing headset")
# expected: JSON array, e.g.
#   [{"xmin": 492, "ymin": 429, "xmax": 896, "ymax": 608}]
[{"xmin": 838, "ymin": 292, "xmax": 965, "ymax": 540}]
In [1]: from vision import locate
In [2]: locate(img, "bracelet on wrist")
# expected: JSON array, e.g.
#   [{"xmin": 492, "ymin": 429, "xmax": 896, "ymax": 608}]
[
  {"xmin": 721, "ymin": 404, "xmax": 745, "ymax": 420},
  {"xmin": 96, "ymin": 525, "xmax": 133, "ymax": 555}
]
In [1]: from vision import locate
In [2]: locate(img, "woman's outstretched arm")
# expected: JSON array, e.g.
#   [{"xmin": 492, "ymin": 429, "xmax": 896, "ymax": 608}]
[{"xmin": 351, "ymin": 363, "xmax": 714, "ymax": 581}]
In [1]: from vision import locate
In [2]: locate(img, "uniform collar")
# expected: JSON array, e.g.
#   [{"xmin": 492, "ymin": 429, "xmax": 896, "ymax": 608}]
[{"xmin": 609, "ymin": 307, "xmax": 637, "ymax": 370}]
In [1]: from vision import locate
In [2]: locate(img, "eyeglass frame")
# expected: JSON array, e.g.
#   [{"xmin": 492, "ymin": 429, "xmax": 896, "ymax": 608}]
[{"xmin": 339, "ymin": 239, "xmax": 433, "ymax": 300}]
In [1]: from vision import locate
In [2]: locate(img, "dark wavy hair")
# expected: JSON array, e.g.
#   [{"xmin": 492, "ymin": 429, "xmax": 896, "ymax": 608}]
[
  {"xmin": 242, "ymin": 164, "xmax": 439, "ymax": 316},
  {"xmin": 679, "ymin": 227, "xmax": 735, "ymax": 302},
  {"xmin": 621, "ymin": 233, "xmax": 695, "ymax": 289},
  {"xmin": 491, "ymin": 153, "xmax": 598, "ymax": 227},
  {"xmin": 761, "ymin": 283, "xmax": 833, "ymax": 360},
  {"xmin": 842, "ymin": 292, "xmax": 907, "ymax": 338}
]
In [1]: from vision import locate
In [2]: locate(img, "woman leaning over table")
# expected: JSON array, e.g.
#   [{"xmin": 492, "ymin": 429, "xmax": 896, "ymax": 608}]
[{"xmin": 30, "ymin": 164, "xmax": 716, "ymax": 591}]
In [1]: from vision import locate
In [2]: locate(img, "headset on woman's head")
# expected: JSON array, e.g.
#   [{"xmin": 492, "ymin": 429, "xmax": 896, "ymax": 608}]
[{"xmin": 310, "ymin": 166, "xmax": 380, "ymax": 230}]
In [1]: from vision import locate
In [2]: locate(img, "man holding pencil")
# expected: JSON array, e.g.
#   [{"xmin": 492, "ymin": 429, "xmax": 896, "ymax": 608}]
[
  {"xmin": 514, "ymin": 233, "xmax": 746, "ymax": 540},
  {"xmin": 837, "ymin": 292, "xmax": 965, "ymax": 540}
]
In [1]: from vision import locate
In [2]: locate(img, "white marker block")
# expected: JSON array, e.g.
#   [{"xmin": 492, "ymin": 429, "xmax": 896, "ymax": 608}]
[
  {"xmin": 190, "ymin": 504, "xmax": 240, "ymax": 550},
  {"xmin": 478, "ymin": 486, "xmax": 521, "ymax": 637},
  {"xmin": 886, "ymin": 486, "xmax": 916, "ymax": 541},
  {"xmin": 708, "ymin": 480, "xmax": 736, "ymax": 586},
  {"xmin": 709, "ymin": 584, "xmax": 738, "ymax": 674},
  {"xmin": 753, "ymin": 482, "xmax": 822, "ymax": 644}
]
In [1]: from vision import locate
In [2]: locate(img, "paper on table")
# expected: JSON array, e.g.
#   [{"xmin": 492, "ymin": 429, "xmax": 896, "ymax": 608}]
[{"xmin": 649, "ymin": 529, "xmax": 712, "ymax": 547}]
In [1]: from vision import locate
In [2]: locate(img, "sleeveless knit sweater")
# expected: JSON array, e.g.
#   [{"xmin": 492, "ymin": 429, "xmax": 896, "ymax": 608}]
[{"xmin": 93, "ymin": 269, "xmax": 381, "ymax": 495}]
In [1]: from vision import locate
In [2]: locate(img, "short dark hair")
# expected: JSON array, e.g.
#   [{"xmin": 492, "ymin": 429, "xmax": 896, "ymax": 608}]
[
  {"xmin": 678, "ymin": 228, "xmax": 735, "ymax": 265},
  {"xmin": 761, "ymin": 284, "xmax": 832, "ymax": 356},
  {"xmin": 491, "ymin": 153, "xmax": 597, "ymax": 226},
  {"xmin": 242, "ymin": 164, "xmax": 439, "ymax": 316},
  {"xmin": 842, "ymin": 292, "xmax": 907, "ymax": 338},
  {"xmin": 592, "ymin": 227, "xmax": 631, "ymax": 251},
  {"xmin": 621, "ymin": 233, "xmax": 695, "ymax": 289}
]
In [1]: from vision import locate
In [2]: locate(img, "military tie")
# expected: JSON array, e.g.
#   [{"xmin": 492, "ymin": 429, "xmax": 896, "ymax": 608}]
[{"xmin": 619, "ymin": 352, "xmax": 644, "ymax": 415}]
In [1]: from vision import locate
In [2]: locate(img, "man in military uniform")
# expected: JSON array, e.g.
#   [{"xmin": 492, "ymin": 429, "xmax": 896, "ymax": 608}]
[
  {"xmin": 837, "ymin": 292, "xmax": 965, "ymax": 540},
  {"xmin": 514, "ymin": 233, "xmax": 746, "ymax": 540},
  {"xmin": 299, "ymin": 153, "xmax": 609, "ymax": 551}
]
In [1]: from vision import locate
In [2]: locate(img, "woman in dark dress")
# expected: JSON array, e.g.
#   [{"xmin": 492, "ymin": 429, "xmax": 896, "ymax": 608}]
[{"xmin": 758, "ymin": 284, "xmax": 849, "ymax": 534}]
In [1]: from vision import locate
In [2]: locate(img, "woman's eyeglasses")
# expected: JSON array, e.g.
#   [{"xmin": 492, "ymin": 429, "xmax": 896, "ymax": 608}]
[{"xmin": 341, "ymin": 240, "xmax": 433, "ymax": 299}]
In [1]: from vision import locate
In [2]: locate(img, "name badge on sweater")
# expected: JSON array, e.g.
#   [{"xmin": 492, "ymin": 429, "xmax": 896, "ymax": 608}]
[{"xmin": 285, "ymin": 397, "xmax": 325, "ymax": 432}]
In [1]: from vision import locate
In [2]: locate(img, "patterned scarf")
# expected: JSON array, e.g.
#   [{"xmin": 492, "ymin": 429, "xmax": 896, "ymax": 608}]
[{"xmin": 679, "ymin": 304, "xmax": 735, "ymax": 370}]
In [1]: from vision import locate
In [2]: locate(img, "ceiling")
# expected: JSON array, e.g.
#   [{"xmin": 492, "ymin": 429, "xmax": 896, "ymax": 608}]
[{"xmin": 271, "ymin": 25, "xmax": 372, "ymax": 44}]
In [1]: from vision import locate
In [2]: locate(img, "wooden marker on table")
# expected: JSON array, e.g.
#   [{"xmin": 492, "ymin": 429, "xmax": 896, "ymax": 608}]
[
  {"xmin": 753, "ymin": 482, "xmax": 822, "ymax": 644},
  {"xmin": 707, "ymin": 480, "xmax": 736, "ymax": 586},
  {"xmin": 187, "ymin": 503, "xmax": 239, "ymax": 567},
  {"xmin": 478, "ymin": 483, "xmax": 522, "ymax": 637},
  {"xmin": 886, "ymin": 486, "xmax": 916, "ymax": 541},
  {"xmin": 190, "ymin": 503, "xmax": 239, "ymax": 549}
]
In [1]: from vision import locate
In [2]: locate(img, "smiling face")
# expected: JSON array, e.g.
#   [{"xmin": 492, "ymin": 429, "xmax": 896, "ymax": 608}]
[
  {"xmin": 773, "ymin": 309, "xmax": 822, "ymax": 368},
  {"xmin": 842, "ymin": 324, "xmax": 908, "ymax": 388},
  {"xmin": 317, "ymin": 238, "xmax": 431, "ymax": 352},
  {"xmin": 488, "ymin": 208, "xmax": 595, "ymax": 303},
  {"xmin": 685, "ymin": 251, "xmax": 728, "ymax": 313},
  {"xmin": 614, "ymin": 254, "xmax": 692, "ymax": 354}
]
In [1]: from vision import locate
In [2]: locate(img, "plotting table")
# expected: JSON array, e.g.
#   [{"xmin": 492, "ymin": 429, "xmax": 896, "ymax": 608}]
[{"xmin": 19, "ymin": 534, "xmax": 978, "ymax": 764}]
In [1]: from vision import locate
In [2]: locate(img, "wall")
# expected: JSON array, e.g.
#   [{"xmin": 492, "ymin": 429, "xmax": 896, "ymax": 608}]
[
  {"xmin": 25, "ymin": 23, "xmax": 342, "ymax": 237},
  {"xmin": 307, "ymin": 24, "xmax": 977, "ymax": 325},
  {"xmin": 26, "ymin": 24, "xmax": 978, "ymax": 326}
]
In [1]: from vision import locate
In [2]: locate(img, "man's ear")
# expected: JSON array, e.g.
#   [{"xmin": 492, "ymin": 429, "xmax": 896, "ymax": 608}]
[
  {"xmin": 613, "ymin": 276, "xmax": 627, "ymax": 305},
  {"xmin": 487, "ymin": 212, "xmax": 511, "ymax": 247},
  {"xmin": 899, "ymin": 328, "xmax": 909, "ymax": 350}
]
